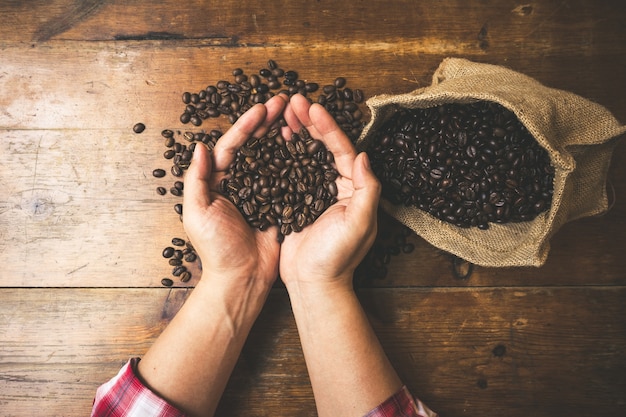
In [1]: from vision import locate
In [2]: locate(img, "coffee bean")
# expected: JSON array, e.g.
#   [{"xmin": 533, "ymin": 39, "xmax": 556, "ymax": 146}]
[
  {"xmin": 171, "ymin": 165, "xmax": 183, "ymax": 177},
  {"xmin": 161, "ymin": 278, "xmax": 174, "ymax": 287},
  {"xmin": 171, "ymin": 237, "xmax": 185, "ymax": 247},
  {"xmin": 162, "ymin": 246, "xmax": 175, "ymax": 258},
  {"xmin": 168, "ymin": 258, "xmax": 183, "ymax": 266},
  {"xmin": 133, "ymin": 122, "xmax": 146, "ymax": 134},
  {"xmin": 156, "ymin": 186, "xmax": 167, "ymax": 195},
  {"xmin": 172, "ymin": 265, "xmax": 186, "ymax": 277},
  {"xmin": 152, "ymin": 168, "xmax": 166, "ymax": 178},
  {"xmin": 180, "ymin": 271, "xmax": 192, "ymax": 283},
  {"xmin": 334, "ymin": 77, "xmax": 346, "ymax": 88}
]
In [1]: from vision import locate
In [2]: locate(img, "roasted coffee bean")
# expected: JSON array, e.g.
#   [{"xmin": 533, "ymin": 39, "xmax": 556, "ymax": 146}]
[
  {"xmin": 171, "ymin": 237, "xmax": 186, "ymax": 247},
  {"xmin": 180, "ymin": 271, "xmax": 192, "ymax": 283},
  {"xmin": 161, "ymin": 278, "xmax": 174, "ymax": 287},
  {"xmin": 174, "ymin": 203, "xmax": 183, "ymax": 215},
  {"xmin": 169, "ymin": 258, "xmax": 183, "ymax": 266},
  {"xmin": 152, "ymin": 168, "xmax": 166, "ymax": 178},
  {"xmin": 172, "ymin": 265, "xmax": 187, "ymax": 277},
  {"xmin": 162, "ymin": 246, "xmax": 175, "ymax": 258},
  {"xmin": 180, "ymin": 112, "xmax": 191, "ymax": 124},
  {"xmin": 133, "ymin": 122, "xmax": 146, "ymax": 133},
  {"xmin": 171, "ymin": 165, "xmax": 183, "ymax": 177},
  {"xmin": 334, "ymin": 77, "xmax": 346, "ymax": 88},
  {"xmin": 156, "ymin": 186, "xmax": 167, "ymax": 195},
  {"xmin": 368, "ymin": 101, "xmax": 554, "ymax": 229}
]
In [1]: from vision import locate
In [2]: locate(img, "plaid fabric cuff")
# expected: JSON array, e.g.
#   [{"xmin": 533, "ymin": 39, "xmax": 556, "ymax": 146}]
[
  {"xmin": 363, "ymin": 386, "xmax": 437, "ymax": 417},
  {"xmin": 91, "ymin": 358, "xmax": 186, "ymax": 417}
]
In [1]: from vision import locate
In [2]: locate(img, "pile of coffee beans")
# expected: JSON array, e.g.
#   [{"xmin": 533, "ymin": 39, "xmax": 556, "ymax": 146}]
[
  {"xmin": 146, "ymin": 60, "xmax": 422, "ymax": 286},
  {"xmin": 219, "ymin": 127, "xmax": 339, "ymax": 243},
  {"xmin": 179, "ymin": 60, "xmax": 366, "ymax": 142},
  {"xmin": 159, "ymin": 237, "xmax": 199, "ymax": 287},
  {"xmin": 367, "ymin": 101, "xmax": 554, "ymax": 229}
]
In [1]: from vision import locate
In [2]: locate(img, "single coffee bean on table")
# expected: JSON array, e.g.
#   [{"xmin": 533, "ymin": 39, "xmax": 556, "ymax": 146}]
[
  {"xmin": 133, "ymin": 122, "xmax": 146, "ymax": 134},
  {"xmin": 367, "ymin": 101, "xmax": 554, "ymax": 230}
]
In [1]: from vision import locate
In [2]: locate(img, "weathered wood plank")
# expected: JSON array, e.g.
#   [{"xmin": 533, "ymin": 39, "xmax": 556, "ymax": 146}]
[
  {"xmin": 0, "ymin": 129, "xmax": 195, "ymax": 287},
  {"xmin": 1, "ymin": 0, "xmax": 625, "ymax": 59},
  {"xmin": 0, "ymin": 287, "xmax": 624, "ymax": 416},
  {"xmin": 0, "ymin": 41, "xmax": 625, "ymax": 131}
]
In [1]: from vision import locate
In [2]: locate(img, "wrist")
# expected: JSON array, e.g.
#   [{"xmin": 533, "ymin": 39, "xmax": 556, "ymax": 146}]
[
  {"xmin": 285, "ymin": 275, "xmax": 356, "ymax": 312},
  {"xmin": 194, "ymin": 273, "xmax": 271, "ymax": 331}
]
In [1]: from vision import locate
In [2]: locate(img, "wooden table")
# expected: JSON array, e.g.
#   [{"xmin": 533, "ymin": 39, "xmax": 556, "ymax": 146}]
[{"xmin": 1, "ymin": 1, "xmax": 625, "ymax": 416}]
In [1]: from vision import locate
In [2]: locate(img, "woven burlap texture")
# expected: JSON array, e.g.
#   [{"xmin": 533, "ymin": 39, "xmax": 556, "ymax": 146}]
[{"xmin": 357, "ymin": 58, "xmax": 626, "ymax": 267}]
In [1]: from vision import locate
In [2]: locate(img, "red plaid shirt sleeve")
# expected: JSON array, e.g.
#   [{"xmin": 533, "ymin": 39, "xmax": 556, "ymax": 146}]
[
  {"xmin": 364, "ymin": 386, "xmax": 437, "ymax": 417},
  {"xmin": 92, "ymin": 359, "xmax": 436, "ymax": 417},
  {"xmin": 91, "ymin": 358, "xmax": 185, "ymax": 417}
]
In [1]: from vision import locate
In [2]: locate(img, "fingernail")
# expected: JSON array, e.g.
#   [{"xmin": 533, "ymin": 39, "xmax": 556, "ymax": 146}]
[
  {"xmin": 361, "ymin": 152, "xmax": 371, "ymax": 170},
  {"xmin": 192, "ymin": 143, "xmax": 201, "ymax": 161}
]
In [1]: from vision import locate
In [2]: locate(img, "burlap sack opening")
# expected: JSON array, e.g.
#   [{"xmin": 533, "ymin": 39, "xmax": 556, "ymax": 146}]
[{"xmin": 357, "ymin": 58, "xmax": 626, "ymax": 267}]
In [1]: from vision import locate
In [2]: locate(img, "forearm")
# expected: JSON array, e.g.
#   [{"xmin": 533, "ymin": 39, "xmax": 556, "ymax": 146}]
[
  {"xmin": 137, "ymin": 276, "xmax": 269, "ymax": 417},
  {"xmin": 286, "ymin": 279, "xmax": 403, "ymax": 417}
]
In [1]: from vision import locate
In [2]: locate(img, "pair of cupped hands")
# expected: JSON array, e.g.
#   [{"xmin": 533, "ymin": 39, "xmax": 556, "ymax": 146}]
[{"xmin": 182, "ymin": 93, "xmax": 381, "ymax": 297}]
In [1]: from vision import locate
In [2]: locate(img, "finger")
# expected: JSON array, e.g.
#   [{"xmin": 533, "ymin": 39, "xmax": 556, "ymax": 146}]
[
  {"xmin": 183, "ymin": 143, "xmax": 213, "ymax": 219},
  {"xmin": 251, "ymin": 93, "xmax": 289, "ymax": 139},
  {"xmin": 212, "ymin": 103, "xmax": 268, "ymax": 171},
  {"xmin": 282, "ymin": 95, "xmax": 306, "ymax": 137},
  {"xmin": 287, "ymin": 94, "xmax": 323, "ymax": 139},
  {"xmin": 308, "ymin": 102, "xmax": 358, "ymax": 178},
  {"xmin": 344, "ymin": 152, "xmax": 381, "ymax": 230}
]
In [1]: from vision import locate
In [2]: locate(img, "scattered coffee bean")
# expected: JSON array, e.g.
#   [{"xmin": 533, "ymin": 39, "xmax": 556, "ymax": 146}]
[
  {"xmin": 152, "ymin": 168, "xmax": 166, "ymax": 178},
  {"xmin": 156, "ymin": 186, "xmax": 167, "ymax": 196},
  {"xmin": 133, "ymin": 122, "xmax": 146, "ymax": 134},
  {"xmin": 180, "ymin": 271, "xmax": 192, "ymax": 283},
  {"xmin": 171, "ymin": 237, "xmax": 186, "ymax": 247},
  {"xmin": 161, "ymin": 278, "xmax": 173, "ymax": 287},
  {"xmin": 162, "ymin": 246, "xmax": 175, "ymax": 258},
  {"xmin": 172, "ymin": 265, "xmax": 186, "ymax": 277},
  {"xmin": 168, "ymin": 258, "xmax": 183, "ymax": 266}
]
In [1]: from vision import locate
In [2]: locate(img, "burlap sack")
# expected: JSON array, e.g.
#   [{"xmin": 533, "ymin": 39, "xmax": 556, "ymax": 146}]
[{"xmin": 357, "ymin": 58, "xmax": 626, "ymax": 267}]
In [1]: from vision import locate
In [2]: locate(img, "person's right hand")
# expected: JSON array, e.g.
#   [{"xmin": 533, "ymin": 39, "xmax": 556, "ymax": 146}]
[{"xmin": 278, "ymin": 94, "xmax": 382, "ymax": 291}]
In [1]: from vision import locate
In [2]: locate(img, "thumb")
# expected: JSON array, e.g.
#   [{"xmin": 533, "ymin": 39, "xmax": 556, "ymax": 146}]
[
  {"xmin": 183, "ymin": 144, "xmax": 213, "ymax": 218},
  {"xmin": 345, "ymin": 152, "xmax": 381, "ymax": 226}
]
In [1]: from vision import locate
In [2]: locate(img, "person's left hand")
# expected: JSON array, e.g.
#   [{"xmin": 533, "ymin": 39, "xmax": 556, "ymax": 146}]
[{"xmin": 182, "ymin": 94, "xmax": 289, "ymax": 295}]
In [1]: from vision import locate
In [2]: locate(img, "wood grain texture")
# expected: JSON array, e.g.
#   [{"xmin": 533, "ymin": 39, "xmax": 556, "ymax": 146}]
[
  {"xmin": 0, "ymin": 287, "xmax": 624, "ymax": 417},
  {"xmin": 0, "ymin": 42, "xmax": 624, "ymax": 131},
  {"xmin": 1, "ymin": 1, "xmax": 625, "ymax": 416}
]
